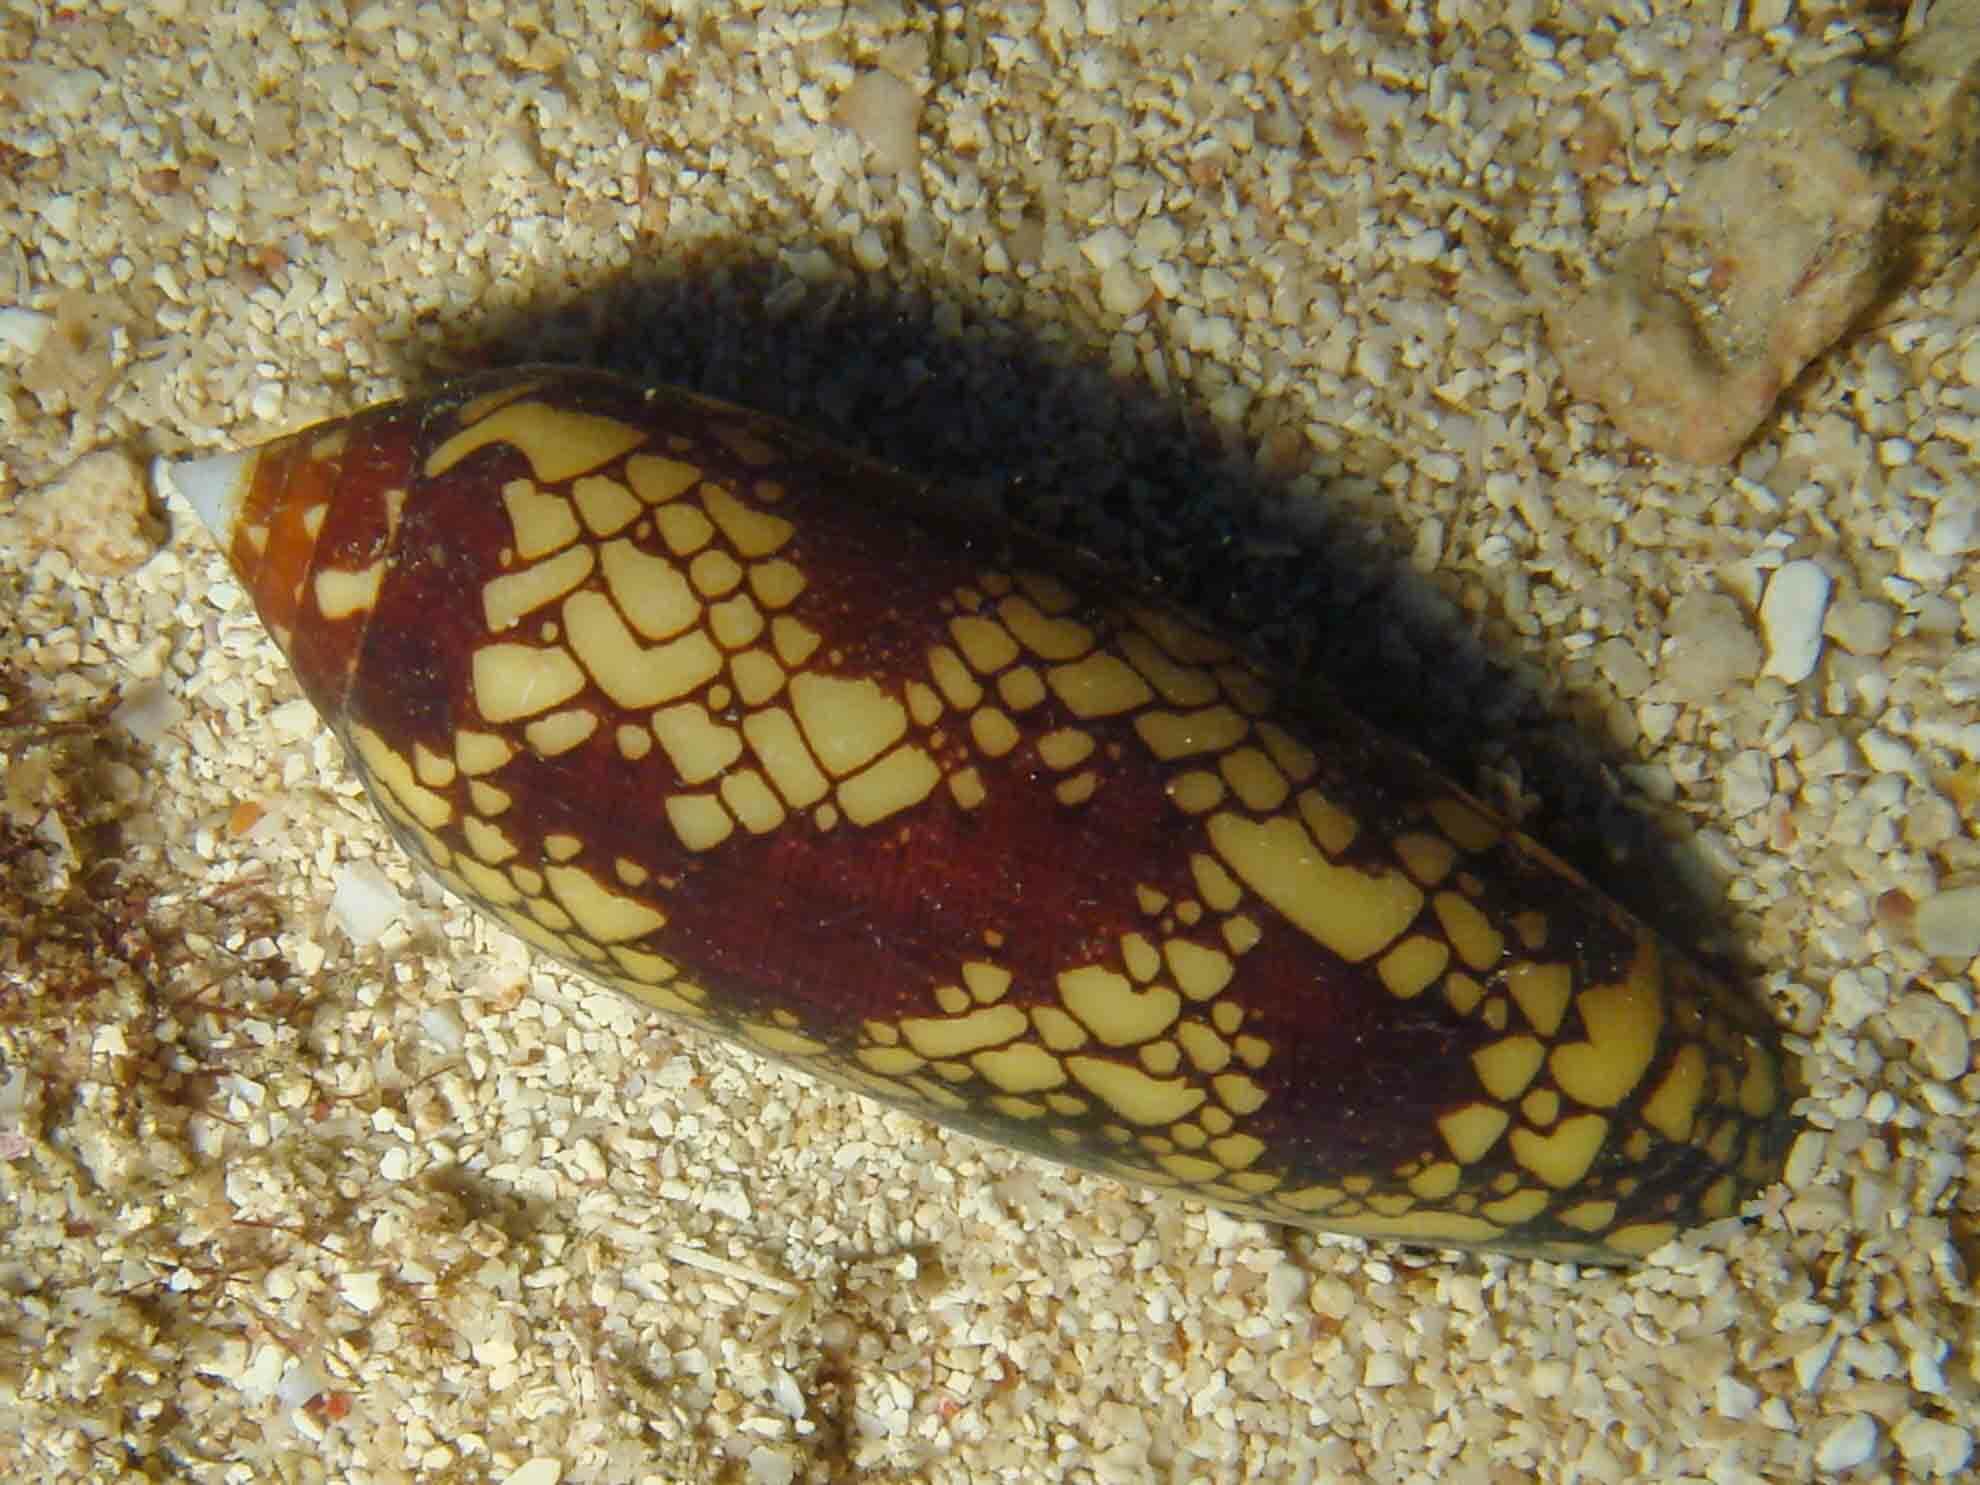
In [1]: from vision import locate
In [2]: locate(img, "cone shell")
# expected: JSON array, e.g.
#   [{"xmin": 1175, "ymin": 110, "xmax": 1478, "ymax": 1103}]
[{"xmin": 177, "ymin": 365, "xmax": 1793, "ymax": 1262}]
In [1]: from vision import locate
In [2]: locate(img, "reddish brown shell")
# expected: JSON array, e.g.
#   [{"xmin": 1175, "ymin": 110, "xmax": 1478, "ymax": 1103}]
[{"xmin": 192, "ymin": 365, "xmax": 1792, "ymax": 1262}]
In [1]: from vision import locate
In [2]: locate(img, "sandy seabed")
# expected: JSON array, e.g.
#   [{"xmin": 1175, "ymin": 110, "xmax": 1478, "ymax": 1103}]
[{"xmin": 2, "ymin": 3, "xmax": 1978, "ymax": 1482}]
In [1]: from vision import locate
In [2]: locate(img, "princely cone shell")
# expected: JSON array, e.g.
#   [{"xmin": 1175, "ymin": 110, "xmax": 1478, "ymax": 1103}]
[{"xmin": 177, "ymin": 365, "xmax": 1792, "ymax": 1263}]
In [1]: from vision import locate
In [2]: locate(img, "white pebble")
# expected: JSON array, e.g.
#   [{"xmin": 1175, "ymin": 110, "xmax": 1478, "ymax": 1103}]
[
  {"xmin": 39, "ymin": 194, "xmax": 79, "ymax": 236},
  {"xmin": 1911, "ymin": 1338, "xmax": 1949, "ymax": 1394},
  {"xmin": 1716, "ymin": 1376, "xmax": 1759, "ymax": 1420},
  {"xmin": 1721, "ymin": 750, "xmax": 1773, "ymax": 817},
  {"xmin": 1099, "ymin": 260, "xmax": 1150, "ymax": 316},
  {"xmin": 1925, "ymin": 493, "xmax": 1979, "ymax": 555},
  {"xmin": 771, "ymin": 1367, "xmax": 807, "ymax": 1419},
  {"xmin": 1823, "ymin": 596, "xmax": 1894, "ymax": 655},
  {"xmin": 1354, "ymin": 338, "xmax": 1394, "ymax": 387},
  {"xmin": 1897, "ymin": 542, "xmax": 1963, "ymax": 585},
  {"xmin": 1796, "ymin": 1328, "xmax": 1839, "ymax": 1390},
  {"xmin": 1918, "ymin": 1150, "xmax": 1963, "ymax": 1207},
  {"xmin": 499, "ymin": 1463, "xmax": 562, "ymax": 1485},
  {"xmin": 1784, "ymin": 1130, "xmax": 1828, "ymax": 1190},
  {"xmin": 1827, "ymin": 967, "xmax": 1887, "ymax": 1032},
  {"xmin": 1628, "ymin": 713, "xmax": 1678, "ymax": 764},
  {"xmin": 419, "ymin": 1003, "xmax": 468, "ymax": 1053},
  {"xmin": 1080, "ymin": 226, "xmax": 1130, "ymax": 271},
  {"xmin": 249, "ymin": 379, "xmax": 284, "ymax": 421},
  {"xmin": 1401, "ymin": 228, "xmax": 1448, "ymax": 263},
  {"xmin": 1858, "ymin": 730, "xmax": 1915, "ymax": 775},
  {"xmin": 1136, "ymin": 215, "xmax": 1182, "ymax": 258},
  {"xmin": 1914, "ymin": 885, "xmax": 1980, "ymax": 961},
  {"xmin": 1362, "ymin": 1352, "xmax": 1405, "ymax": 1387},
  {"xmin": 1527, "ymin": 1358, "xmax": 1570, "ymax": 1397},
  {"xmin": 1942, "ymin": 648, "xmax": 1980, "ymax": 704},
  {"xmin": 1596, "ymin": 638, "xmax": 1653, "ymax": 698},
  {"xmin": 1759, "ymin": 559, "xmax": 1830, "ymax": 682},
  {"xmin": 487, "ymin": 126, "xmax": 540, "ymax": 179},
  {"xmin": 833, "ymin": 70, "xmax": 922, "ymax": 175},
  {"xmin": 234, "ymin": 1342, "xmax": 286, "ymax": 1399},
  {"xmin": 1886, "ymin": 991, "xmax": 1971, "ymax": 1080},
  {"xmin": 339, "ymin": 1270, "xmax": 384, "ymax": 1314},
  {"xmin": 747, "ymin": 1446, "xmax": 799, "ymax": 1485},
  {"xmin": 275, "ymin": 1354, "xmax": 332, "ymax": 1409},
  {"xmin": 1814, "ymin": 1414, "xmax": 1878, "ymax": 1474},
  {"xmin": 329, "ymin": 860, "xmax": 407, "ymax": 946},
  {"xmin": 1347, "ymin": 81, "xmax": 1407, "ymax": 130},
  {"xmin": 850, "ymin": 227, "xmax": 887, "ymax": 272},
  {"xmin": 269, "ymin": 697, "xmax": 321, "ymax": 740},
  {"xmin": 1662, "ymin": 591, "xmax": 1760, "ymax": 703},
  {"xmin": 0, "ymin": 305, "xmax": 52, "ymax": 356},
  {"xmin": 1852, "ymin": 1172, "xmax": 1894, "ymax": 1230},
  {"xmin": 111, "ymin": 680, "xmax": 187, "ymax": 746},
  {"xmin": 1893, "ymin": 1415, "xmax": 1972, "ymax": 1477},
  {"xmin": 30, "ymin": 64, "xmax": 102, "ymax": 117}
]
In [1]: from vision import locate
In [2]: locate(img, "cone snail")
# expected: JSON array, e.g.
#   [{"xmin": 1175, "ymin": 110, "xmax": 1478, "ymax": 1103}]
[{"xmin": 164, "ymin": 365, "xmax": 1792, "ymax": 1263}]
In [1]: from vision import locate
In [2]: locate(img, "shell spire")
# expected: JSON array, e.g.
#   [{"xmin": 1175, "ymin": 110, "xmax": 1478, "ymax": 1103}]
[
  {"xmin": 169, "ymin": 365, "xmax": 1796, "ymax": 1263},
  {"xmin": 166, "ymin": 447, "xmax": 254, "ymax": 545},
  {"xmin": 166, "ymin": 393, "xmax": 429, "ymax": 712}
]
